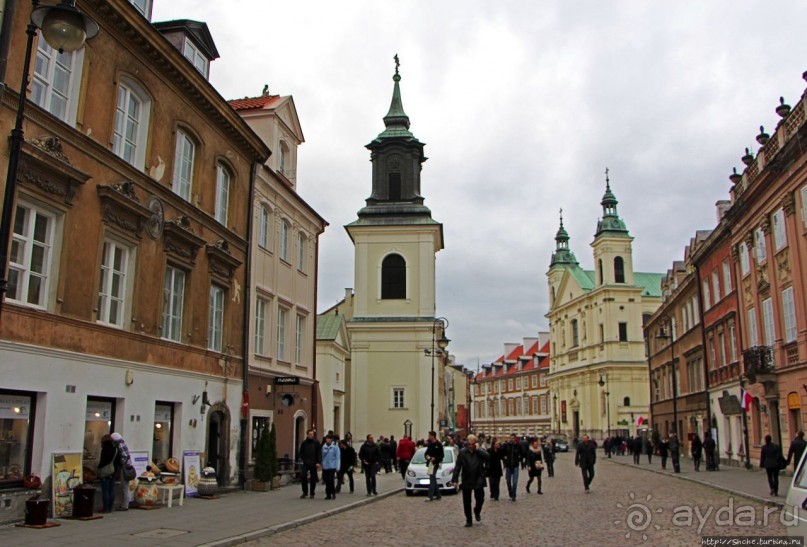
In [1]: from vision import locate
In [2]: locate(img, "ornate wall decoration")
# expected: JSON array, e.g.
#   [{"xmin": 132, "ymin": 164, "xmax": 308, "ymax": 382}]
[
  {"xmin": 777, "ymin": 248, "xmax": 791, "ymax": 283},
  {"xmin": 759, "ymin": 217, "xmax": 771, "ymax": 235},
  {"xmin": 29, "ymin": 135, "xmax": 71, "ymax": 164},
  {"xmin": 97, "ymin": 184, "xmax": 151, "ymax": 238},
  {"xmin": 163, "ymin": 216, "xmax": 204, "ymax": 266},
  {"xmin": 782, "ymin": 192, "xmax": 796, "ymax": 216},
  {"xmin": 18, "ymin": 140, "xmax": 90, "ymax": 206},
  {"xmin": 145, "ymin": 196, "xmax": 164, "ymax": 239}
]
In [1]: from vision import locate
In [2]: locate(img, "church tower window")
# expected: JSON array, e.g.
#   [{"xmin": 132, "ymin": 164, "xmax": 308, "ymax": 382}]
[
  {"xmin": 381, "ymin": 253, "xmax": 406, "ymax": 299},
  {"xmin": 614, "ymin": 256, "xmax": 625, "ymax": 283}
]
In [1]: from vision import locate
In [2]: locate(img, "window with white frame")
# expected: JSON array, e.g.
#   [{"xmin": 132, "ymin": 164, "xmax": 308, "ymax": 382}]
[
  {"xmin": 747, "ymin": 308, "xmax": 759, "ymax": 347},
  {"xmin": 702, "ymin": 280, "xmax": 711, "ymax": 309},
  {"xmin": 722, "ymin": 259, "xmax": 732, "ymax": 294},
  {"xmin": 97, "ymin": 239, "xmax": 130, "ymax": 327},
  {"xmin": 214, "ymin": 164, "xmax": 230, "ymax": 225},
  {"xmin": 279, "ymin": 221, "xmax": 290, "ymax": 262},
  {"xmin": 8, "ymin": 202, "xmax": 55, "ymax": 309},
  {"xmin": 692, "ymin": 296, "xmax": 700, "ymax": 325},
  {"xmin": 709, "ymin": 337, "xmax": 716, "ymax": 369},
  {"xmin": 208, "ymin": 285, "xmax": 224, "ymax": 351},
  {"xmin": 392, "ymin": 387, "xmax": 405, "ymax": 409},
  {"xmin": 128, "ymin": 0, "xmax": 152, "ymax": 18},
  {"xmin": 171, "ymin": 130, "xmax": 195, "ymax": 200},
  {"xmin": 739, "ymin": 242, "xmax": 750, "ymax": 276},
  {"xmin": 540, "ymin": 373, "xmax": 547, "ymax": 387},
  {"xmin": 516, "ymin": 377, "xmax": 521, "ymax": 389},
  {"xmin": 729, "ymin": 320, "xmax": 738, "ymax": 362},
  {"xmin": 508, "ymin": 378, "xmax": 513, "ymax": 391},
  {"xmin": 297, "ymin": 233, "xmax": 306, "ymax": 272},
  {"xmin": 162, "ymin": 266, "xmax": 185, "ymax": 342},
  {"xmin": 772, "ymin": 208, "xmax": 787, "ymax": 251},
  {"xmin": 718, "ymin": 331, "xmax": 727, "ymax": 367},
  {"xmin": 532, "ymin": 374, "xmax": 538, "ymax": 388},
  {"xmin": 258, "ymin": 206, "xmax": 270, "ymax": 250},
  {"xmin": 540, "ymin": 395, "xmax": 547, "ymax": 415},
  {"xmin": 754, "ymin": 227, "xmax": 767, "ymax": 262},
  {"xmin": 762, "ymin": 298, "xmax": 775, "ymax": 347},
  {"xmin": 113, "ymin": 79, "xmax": 150, "ymax": 169},
  {"xmin": 782, "ymin": 287, "xmax": 797, "ymax": 344},
  {"xmin": 276, "ymin": 307, "xmax": 288, "ymax": 361},
  {"xmin": 712, "ymin": 270, "xmax": 721, "ymax": 302},
  {"xmin": 295, "ymin": 314, "xmax": 304, "ymax": 363},
  {"xmin": 254, "ymin": 298, "xmax": 267, "ymax": 355},
  {"xmin": 32, "ymin": 40, "xmax": 82, "ymax": 124},
  {"xmin": 183, "ymin": 37, "xmax": 209, "ymax": 77}
]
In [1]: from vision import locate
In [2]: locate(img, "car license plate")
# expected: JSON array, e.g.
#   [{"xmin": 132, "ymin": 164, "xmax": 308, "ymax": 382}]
[{"xmin": 418, "ymin": 479, "xmax": 430, "ymax": 485}]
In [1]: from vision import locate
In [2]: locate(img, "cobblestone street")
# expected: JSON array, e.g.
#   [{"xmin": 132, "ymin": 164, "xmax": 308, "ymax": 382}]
[{"xmin": 256, "ymin": 454, "xmax": 790, "ymax": 546}]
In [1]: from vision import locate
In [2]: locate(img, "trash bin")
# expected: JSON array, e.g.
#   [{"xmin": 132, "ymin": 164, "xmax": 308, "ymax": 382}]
[
  {"xmin": 72, "ymin": 486, "xmax": 95, "ymax": 518},
  {"xmin": 25, "ymin": 497, "xmax": 49, "ymax": 525}
]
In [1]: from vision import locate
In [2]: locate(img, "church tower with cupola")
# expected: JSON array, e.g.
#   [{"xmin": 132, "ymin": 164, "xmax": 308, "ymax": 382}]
[
  {"xmin": 343, "ymin": 57, "xmax": 445, "ymax": 439},
  {"xmin": 591, "ymin": 170, "xmax": 636, "ymax": 288}
]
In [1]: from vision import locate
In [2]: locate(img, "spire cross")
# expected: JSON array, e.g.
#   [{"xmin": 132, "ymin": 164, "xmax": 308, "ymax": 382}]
[
  {"xmin": 559, "ymin": 207, "xmax": 564, "ymax": 226},
  {"xmin": 394, "ymin": 54, "xmax": 400, "ymax": 75},
  {"xmin": 605, "ymin": 167, "xmax": 610, "ymax": 189}
]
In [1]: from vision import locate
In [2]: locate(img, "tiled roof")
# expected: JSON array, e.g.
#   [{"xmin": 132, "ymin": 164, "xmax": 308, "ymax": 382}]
[
  {"xmin": 634, "ymin": 272, "xmax": 664, "ymax": 297},
  {"xmin": 316, "ymin": 313, "xmax": 343, "ymax": 341},
  {"xmin": 505, "ymin": 345, "xmax": 523, "ymax": 361},
  {"xmin": 228, "ymin": 95, "xmax": 283, "ymax": 111}
]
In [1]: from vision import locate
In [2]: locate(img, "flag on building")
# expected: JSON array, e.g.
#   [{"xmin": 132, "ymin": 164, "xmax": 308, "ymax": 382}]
[
  {"xmin": 741, "ymin": 388, "xmax": 753, "ymax": 411},
  {"xmin": 636, "ymin": 416, "xmax": 646, "ymax": 426}
]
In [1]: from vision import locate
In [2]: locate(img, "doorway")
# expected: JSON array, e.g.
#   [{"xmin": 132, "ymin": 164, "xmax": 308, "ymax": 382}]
[
  {"xmin": 207, "ymin": 410, "xmax": 227, "ymax": 485},
  {"xmin": 573, "ymin": 410, "xmax": 580, "ymax": 440}
]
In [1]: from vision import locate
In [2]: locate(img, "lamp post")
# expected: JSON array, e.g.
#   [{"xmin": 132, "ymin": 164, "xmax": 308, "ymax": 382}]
[
  {"xmin": 0, "ymin": 1, "xmax": 98, "ymax": 321},
  {"xmin": 598, "ymin": 373, "xmax": 611, "ymax": 438},
  {"xmin": 738, "ymin": 375, "xmax": 752, "ymax": 470},
  {"xmin": 656, "ymin": 319, "xmax": 678, "ymax": 436},
  {"xmin": 552, "ymin": 393, "xmax": 558, "ymax": 434},
  {"xmin": 424, "ymin": 317, "xmax": 449, "ymax": 432}
]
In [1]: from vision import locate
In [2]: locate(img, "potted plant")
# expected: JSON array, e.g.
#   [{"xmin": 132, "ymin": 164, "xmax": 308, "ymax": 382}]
[{"xmin": 252, "ymin": 422, "xmax": 273, "ymax": 492}]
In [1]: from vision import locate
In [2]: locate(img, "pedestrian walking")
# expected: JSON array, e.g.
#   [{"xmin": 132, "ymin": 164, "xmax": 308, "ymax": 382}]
[
  {"xmin": 450, "ymin": 434, "xmax": 489, "ymax": 528},
  {"xmin": 97, "ymin": 434, "xmax": 117, "ymax": 513},
  {"xmin": 644, "ymin": 436, "xmax": 653, "ymax": 464},
  {"xmin": 425, "ymin": 431, "xmax": 444, "ymax": 501},
  {"xmin": 669, "ymin": 432, "xmax": 681, "ymax": 473},
  {"xmin": 336, "ymin": 439, "xmax": 356, "ymax": 494},
  {"xmin": 379, "ymin": 436, "xmax": 393, "ymax": 474},
  {"xmin": 760, "ymin": 434, "xmax": 786, "ymax": 496},
  {"xmin": 704, "ymin": 431, "xmax": 718, "ymax": 471},
  {"xmin": 542, "ymin": 439, "xmax": 555, "ymax": 478},
  {"xmin": 321, "ymin": 434, "xmax": 340, "ymax": 500},
  {"xmin": 519, "ymin": 436, "xmax": 529, "ymax": 470},
  {"xmin": 298, "ymin": 429, "xmax": 321, "ymax": 499},
  {"xmin": 632, "ymin": 436, "xmax": 642, "ymax": 465},
  {"xmin": 111, "ymin": 432, "xmax": 133, "ymax": 511},
  {"xmin": 525, "ymin": 439, "xmax": 543, "ymax": 494},
  {"xmin": 787, "ymin": 431, "xmax": 806, "ymax": 471},
  {"xmin": 359, "ymin": 434, "xmax": 380, "ymax": 495},
  {"xmin": 396, "ymin": 435, "xmax": 416, "ymax": 480},
  {"xmin": 691, "ymin": 433, "xmax": 703, "ymax": 472},
  {"xmin": 502, "ymin": 433, "xmax": 522, "ymax": 501},
  {"xmin": 604, "ymin": 437, "xmax": 612, "ymax": 458},
  {"xmin": 487, "ymin": 438, "xmax": 504, "ymax": 501},
  {"xmin": 575, "ymin": 434, "xmax": 597, "ymax": 492},
  {"xmin": 658, "ymin": 437, "xmax": 669, "ymax": 470},
  {"xmin": 389, "ymin": 435, "xmax": 399, "ymax": 473}
]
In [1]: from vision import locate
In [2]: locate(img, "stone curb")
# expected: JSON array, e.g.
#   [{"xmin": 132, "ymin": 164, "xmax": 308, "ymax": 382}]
[
  {"xmin": 603, "ymin": 458, "xmax": 785, "ymax": 508},
  {"xmin": 198, "ymin": 487, "xmax": 404, "ymax": 547}
]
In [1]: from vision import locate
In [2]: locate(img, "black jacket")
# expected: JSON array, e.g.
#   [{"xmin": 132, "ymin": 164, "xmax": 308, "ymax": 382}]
[
  {"xmin": 526, "ymin": 446, "xmax": 543, "ymax": 477},
  {"xmin": 98, "ymin": 441, "xmax": 117, "ymax": 470},
  {"xmin": 760, "ymin": 441, "xmax": 784, "ymax": 470},
  {"xmin": 298, "ymin": 438, "xmax": 322, "ymax": 466},
  {"xmin": 691, "ymin": 437, "xmax": 703, "ymax": 458},
  {"xmin": 425, "ymin": 440, "xmax": 444, "ymax": 466},
  {"xmin": 541, "ymin": 444, "xmax": 555, "ymax": 463},
  {"xmin": 452, "ymin": 447, "xmax": 489, "ymax": 491},
  {"xmin": 575, "ymin": 440, "xmax": 597, "ymax": 468},
  {"xmin": 339, "ymin": 445, "xmax": 357, "ymax": 473},
  {"xmin": 788, "ymin": 437, "xmax": 807, "ymax": 466},
  {"xmin": 359, "ymin": 441, "xmax": 380, "ymax": 470},
  {"xmin": 703, "ymin": 437, "xmax": 716, "ymax": 454},
  {"xmin": 502, "ymin": 440, "xmax": 522, "ymax": 469},
  {"xmin": 487, "ymin": 446, "xmax": 504, "ymax": 478}
]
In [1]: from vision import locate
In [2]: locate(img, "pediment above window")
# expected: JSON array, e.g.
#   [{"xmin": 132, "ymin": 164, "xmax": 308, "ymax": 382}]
[
  {"xmin": 206, "ymin": 239, "xmax": 242, "ymax": 282},
  {"xmin": 163, "ymin": 215, "xmax": 205, "ymax": 266},
  {"xmin": 18, "ymin": 137, "xmax": 90, "ymax": 206},
  {"xmin": 97, "ymin": 181, "xmax": 151, "ymax": 238}
]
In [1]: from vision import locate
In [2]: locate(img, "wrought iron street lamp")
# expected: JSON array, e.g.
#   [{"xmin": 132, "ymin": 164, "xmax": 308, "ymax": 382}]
[
  {"xmin": 0, "ymin": 1, "xmax": 98, "ymax": 321},
  {"xmin": 738, "ymin": 375, "xmax": 752, "ymax": 469},
  {"xmin": 598, "ymin": 373, "xmax": 611, "ymax": 438},
  {"xmin": 424, "ymin": 317, "xmax": 449, "ymax": 432}
]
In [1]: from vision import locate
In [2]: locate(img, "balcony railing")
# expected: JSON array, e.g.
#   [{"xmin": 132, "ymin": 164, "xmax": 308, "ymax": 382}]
[{"xmin": 742, "ymin": 345, "xmax": 774, "ymax": 382}]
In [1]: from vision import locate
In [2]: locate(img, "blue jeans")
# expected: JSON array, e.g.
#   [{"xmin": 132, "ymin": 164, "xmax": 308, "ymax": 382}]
[
  {"xmin": 505, "ymin": 466, "xmax": 519, "ymax": 499},
  {"xmin": 101, "ymin": 475, "xmax": 115, "ymax": 512},
  {"xmin": 428, "ymin": 469, "xmax": 441, "ymax": 499}
]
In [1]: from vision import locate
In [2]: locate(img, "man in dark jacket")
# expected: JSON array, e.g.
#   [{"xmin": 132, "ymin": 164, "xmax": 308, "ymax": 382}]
[
  {"xmin": 502, "ymin": 433, "xmax": 522, "ymax": 501},
  {"xmin": 298, "ymin": 429, "xmax": 321, "ymax": 498},
  {"xmin": 358, "ymin": 434, "xmax": 380, "ymax": 496},
  {"xmin": 668, "ymin": 432, "xmax": 681, "ymax": 473},
  {"xmin": 704, "ymin": 431, "xmax": 717, "ymax": 471},
  {"xmin": 389, "ymin": 435, "xmax": 399, "ymax": 473},
  {"xmin": 632, "ymin": 436, "xmax": 642, "ymax": 465},
  {"xmin": 574, "ymin": 434, "xmax": 597, "ymax": 492},
  {"xmin": 787, "ymin": 431, "xmax": 806, "ymax": 471},
  {"xmin": 760, "ymin": 434, "xmax": 785, "ymax": 496},
  {"xmin": 451, "ymin": 434, "xmax": 489, "ymax": 527},
  {"xmin": 336, "ymin": 439, "xmax": 356, "ymax": 494},
  {"xmin": 425, "ymin": 431, "xmax": 444, "ymax": 501}
]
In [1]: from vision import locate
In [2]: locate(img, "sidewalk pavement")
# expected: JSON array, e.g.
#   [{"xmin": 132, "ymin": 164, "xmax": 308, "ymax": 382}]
[
  {"xmin": 604, "ymin": 453, "xmax": 791, "ymax": 508},
  {"xmin": 0, "ymin": 470, "xmax": 405, "ymax": 547}
]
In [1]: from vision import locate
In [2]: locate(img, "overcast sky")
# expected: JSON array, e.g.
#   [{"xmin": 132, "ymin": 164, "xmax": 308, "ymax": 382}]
[{"xmin": 154, "ymin": 1, "xmax": 807, "ymax": 369}]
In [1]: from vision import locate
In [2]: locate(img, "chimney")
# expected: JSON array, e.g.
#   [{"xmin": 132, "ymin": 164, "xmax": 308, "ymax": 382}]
[{"xmin": 715, "ymin": 200, "xmax": 731, "ymax": 221}]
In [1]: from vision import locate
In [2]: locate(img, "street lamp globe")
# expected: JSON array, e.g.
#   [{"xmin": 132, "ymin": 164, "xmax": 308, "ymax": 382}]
[
  {"xmin": 32, "ymin": 0, "xmax": 99, "ymax": 53},
  {"xmin": 437, "ymin": 333, "xmax": 450, "ymax": 350}
]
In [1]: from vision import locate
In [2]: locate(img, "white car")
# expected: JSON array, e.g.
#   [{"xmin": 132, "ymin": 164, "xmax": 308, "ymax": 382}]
[
  {"xmin": 785, "ymin": 449, "xmax": 807, "ymax": 537},
  {"xmin": 405, "ymin": 446, "xmax": 459, "ymax": 496}
]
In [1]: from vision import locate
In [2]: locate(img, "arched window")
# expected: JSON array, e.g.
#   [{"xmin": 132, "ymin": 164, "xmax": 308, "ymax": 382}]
[
  {"xmin": 113, "ymin": 77, "xmax": 151, "ymax": 169},
  {"xmin": 598, "ymin": 259, "xmax": 604, "ymax": 285},
  {"xmin": 279, "ymin": 220, "xmax": 290, "ymax": 262},
  {"xmin": 623, "ymin": 396, "xmax": 631, "ymax": 407},
  {"xmin": 214, "ymin": 163, "xmax": 231, "ymax": 224},
  {"xmin": 571, "ymin": 319, "xmax": 579, "ymax": 347},
  {"xmin": 614, "ymin": 256, "xmax": 625, "ymax": 283},
  {"xmin": 381, "ymin": 254, "xmax": 406, "ymax": 299}
]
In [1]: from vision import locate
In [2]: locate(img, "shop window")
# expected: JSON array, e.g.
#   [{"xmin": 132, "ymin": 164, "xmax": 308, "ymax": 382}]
[
  {"xmin": 251, "ymin": 416, "xmax": 270, "ymax": 459},
  {"xmin": 152, "ymin": 402, "xmax": 174, "ymax": 466},
  {"xmin": 83, "ymin": 397, "xmax": 115, "ymax": 470},
  {"xmin": 0, "ymin": 390, "xmax": 35, "ymax": 487}
]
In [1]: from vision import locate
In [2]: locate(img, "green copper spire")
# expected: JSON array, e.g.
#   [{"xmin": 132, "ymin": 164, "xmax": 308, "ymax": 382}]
[
  {"xmin": 550, "ymin": 208, "xmax": 578, "ymax": 266},
  {"xmin": 595, "ymin": 168, "xmax": 629, "ymax": 237},
  {"xmin": 370, "ymin": 54, "xmax": 419, "ymax": 142}
]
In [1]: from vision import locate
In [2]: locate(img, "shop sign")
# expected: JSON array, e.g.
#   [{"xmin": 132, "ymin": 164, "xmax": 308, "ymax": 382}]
[
  {"xmin": 275, "ymin": 376, "xmax": 300, "ymax": 385},
  {"xmin": 0, "ymin": 395, "xmax": 30, "ymax": 419},
  {"xmin": 788, "ymin": 392, "xmax": 801, "ymax": 410}
]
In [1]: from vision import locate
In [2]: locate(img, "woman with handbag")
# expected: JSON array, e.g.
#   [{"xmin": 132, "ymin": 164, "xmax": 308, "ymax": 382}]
[
  {"xmin": 111, "ymin": 432, "xmax": 134, "ymax": 510},
  {"xmin": 97, "ymin": 434, "xmax": 117, "ymax": 513},
  {"xmin": 525, "ymin": 438, "xmax": 544, "ymax": 495}
]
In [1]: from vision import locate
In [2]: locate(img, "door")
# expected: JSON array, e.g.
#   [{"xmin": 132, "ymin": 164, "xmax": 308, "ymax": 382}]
[
  {"xmin": 207, "ymin": 410, "xmax": 226, "ymax": 484},
  {"xmin": 573, "ymin": 410, "xmax": 580, "ymax": 440}
]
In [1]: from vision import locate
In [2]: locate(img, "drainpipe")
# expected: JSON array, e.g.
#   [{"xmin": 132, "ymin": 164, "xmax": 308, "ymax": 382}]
[{"xmin": 238, "ymin": 160, "xmax": 259, "ymax": 488}]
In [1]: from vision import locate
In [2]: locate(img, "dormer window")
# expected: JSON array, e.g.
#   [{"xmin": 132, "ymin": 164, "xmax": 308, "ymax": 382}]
[
  {"xmin": 129, "ymin": 0, "xmax": 152, "ymax": 19},
  {"xmin": 183, "ymin": 37, "xmax": 209, "ymax": 77}
]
